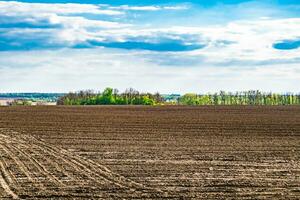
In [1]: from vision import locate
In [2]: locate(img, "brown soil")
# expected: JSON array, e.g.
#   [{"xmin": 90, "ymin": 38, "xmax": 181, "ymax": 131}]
[{"xmin": 0, "ymin": 106, "xmax": 299, "ymax": 199}]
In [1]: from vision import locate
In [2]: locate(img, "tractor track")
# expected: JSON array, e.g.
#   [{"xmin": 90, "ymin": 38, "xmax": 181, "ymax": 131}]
[
  {"xmin": 0, "ymin": 148, "xmax": 19, "ymax": 199},
  {"xmin": 0, "ymin": 128, "xmax": 163, "ymax": 199}
]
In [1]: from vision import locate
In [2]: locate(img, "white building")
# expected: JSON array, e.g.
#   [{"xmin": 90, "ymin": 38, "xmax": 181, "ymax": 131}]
[{"xmin": 0, "ymin": 99, "xmax": 14, "ymax": 106}]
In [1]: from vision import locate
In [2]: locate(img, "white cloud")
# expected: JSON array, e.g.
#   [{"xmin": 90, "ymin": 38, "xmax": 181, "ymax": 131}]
[
  {"xmin": 53, "ymin": 15, "xmax": 131, "ymax": 43},
  {"xmin": 1, "ymin": 1, "xmax": 300, "ymax": 92},
  {"xmin": 0, "ymin": 48, "xmax": 299, "ymax": 93},
  {"xmin": 0, "ymin": 1, "xmax": 127, "ymax": 30},
  {"xmin": 118, "ymin": 5, "xmax": 161, "ymax": 11},
  {"xmin": 2, "ymin": 1, "xmax": 300, "ymax": 60},
  {"xmin": 108, "ymin": 5, "xmax": 189, "ymax": 11},
  {"xmin": 71, "ymin": 17, "xmax": 300, "ymax": 64},
  {"xmin": 0, "ymin": 1, "xmax": 124, "ymax": 16},
  {"xmin": 0, "ymin": 1, "xmax": 130, "ymax": 46}
]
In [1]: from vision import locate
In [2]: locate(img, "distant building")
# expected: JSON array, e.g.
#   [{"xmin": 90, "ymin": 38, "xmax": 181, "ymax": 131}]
[
  {"xmin": 0, "ymin": 98, "xmax": 57, "ymax": 106},
  {"xmin": 0, "ymin": 98, "xmax": 15, "ymax": 106}
]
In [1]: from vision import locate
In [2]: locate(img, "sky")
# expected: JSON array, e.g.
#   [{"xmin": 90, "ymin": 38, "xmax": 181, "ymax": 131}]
[{"xmin": 0, "ymin": 0, "xmax": 300, "ymax": 93}]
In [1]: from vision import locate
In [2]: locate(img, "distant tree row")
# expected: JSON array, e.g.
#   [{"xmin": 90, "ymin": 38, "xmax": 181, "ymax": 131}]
[
  {"xmin": 57, "ymin": 88, "xmax": 164, "ymax": 105},
  {"xmin": 57, "ymin": 89, "xmax": 300, "ymax": 106},
  {"xmin": 178, "ymin": 91, "xmax": 300, "ymax": 106}
]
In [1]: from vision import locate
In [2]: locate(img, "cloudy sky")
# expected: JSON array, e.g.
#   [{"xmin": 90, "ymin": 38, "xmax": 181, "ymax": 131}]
[{"xmin": 0, "ymin": 0, "xmax": 300, "ymax": 93}]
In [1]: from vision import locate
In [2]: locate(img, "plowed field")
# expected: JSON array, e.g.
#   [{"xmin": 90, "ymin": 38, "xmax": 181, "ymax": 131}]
[{"xmin": 0, "ymin": 106, "xmax": 299, "ymax": 199}]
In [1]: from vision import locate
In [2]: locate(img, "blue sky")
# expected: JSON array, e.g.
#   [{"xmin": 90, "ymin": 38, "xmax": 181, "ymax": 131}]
[
  {"xmin": 3, "ymin": 0, "xmax": 300, "ymax": 5},
  {"xmin": 0, "ymin": 0, "xmax": 300, "ymax": 93}
]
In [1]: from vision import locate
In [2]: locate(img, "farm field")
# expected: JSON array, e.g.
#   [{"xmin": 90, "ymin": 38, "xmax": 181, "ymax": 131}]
[{"xmin": 0, "ymin": 106, "xmax": 299, "ymax": 199}]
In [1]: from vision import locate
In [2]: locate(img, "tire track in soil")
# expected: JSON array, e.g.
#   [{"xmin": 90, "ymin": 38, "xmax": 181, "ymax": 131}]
[
  {"xmin": 0, "ymin": 146, "xmax": 19, "ymax": 199},
  {"xmin": 36, "ymin": 141, "xmax": 152, "ymax": 191},
  {"xmin": 0, "ymin": 143, "xmax": 50, "ymax": 197},
  {"xmin": 1, "ymin": 144, "xmax": 35, "ymax": 183},
  {"xmin": 9, "ymin": 143, "xmax": 67, "ymax": 194},
  {"xmin": 14, "ymin": 143, "xmax": 67, "ymax": 187},
  {"xmin": 0, "ymin": 128, "xmax": 164, "ymax": 198},
  {"xmin": 29, "ymin": 135, "xmax": 165, "ymax": 197}
]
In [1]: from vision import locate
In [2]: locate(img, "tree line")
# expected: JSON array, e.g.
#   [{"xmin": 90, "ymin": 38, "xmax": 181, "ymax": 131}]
[
  {"xmin": 57, "ymin": 88, "xmax": 300, "ymax": 106},
  {"xmin": 57, "ymin": 88, "xmax": 163, "ymax": 105},
  {"xmin": 178, "ymin": 91, "xmax": 300, "ymax": 105}
]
